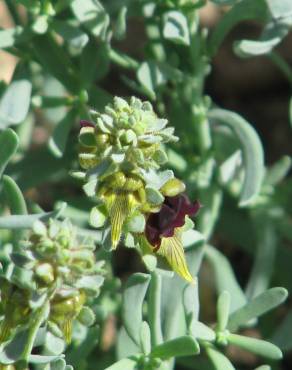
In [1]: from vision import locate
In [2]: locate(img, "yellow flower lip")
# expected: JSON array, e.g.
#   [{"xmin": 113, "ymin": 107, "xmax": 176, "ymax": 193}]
[{"xmin": 145, "ymin": 193, "xmax": 200, "ymax": 283}]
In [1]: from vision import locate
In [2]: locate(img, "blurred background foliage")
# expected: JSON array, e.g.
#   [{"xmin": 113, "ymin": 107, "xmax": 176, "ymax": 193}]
[{"xmin": 0, "ymin": 0, "xmax": 292, "ymax": 369}]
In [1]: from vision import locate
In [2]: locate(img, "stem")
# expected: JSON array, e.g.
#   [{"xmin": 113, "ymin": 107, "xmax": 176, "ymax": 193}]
[
  {"xmin": 148, "ymin": 272, "xmax": 163, "ymax": 347},
  {"xmin": 109, "ymin": 49, "xmax": 139, "ymax": 70},
  {"xmin": 17, "ymin": 301, "xmax": 50, "ymax": 369},
  {"xmin": 269, "ymin": 51, "xmax": 292, "ymax": 85}
]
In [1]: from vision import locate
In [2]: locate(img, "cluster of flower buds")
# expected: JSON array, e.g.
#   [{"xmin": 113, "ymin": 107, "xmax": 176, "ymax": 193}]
[
  {"xmin": 0, "ymin": 220, "xmax": 104, "ymax": 345},
  {"xmin": 74, "ymin": 96, "xmax": 200, "ymax": 282}
]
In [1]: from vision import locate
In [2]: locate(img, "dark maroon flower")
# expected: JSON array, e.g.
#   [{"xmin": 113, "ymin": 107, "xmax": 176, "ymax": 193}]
[
  {"xmin": 80, "ymin": 120, "xmax": 95, "ymax": 128},
  {"xmin": 145, "ymin": 194, "xmax": 201, "ymax": 248}
]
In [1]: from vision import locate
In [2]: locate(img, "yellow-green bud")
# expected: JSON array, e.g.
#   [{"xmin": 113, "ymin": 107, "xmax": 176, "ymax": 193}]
[{"xmin": 160, "ymin": 178, "xmax": 186, "ymax": 197}]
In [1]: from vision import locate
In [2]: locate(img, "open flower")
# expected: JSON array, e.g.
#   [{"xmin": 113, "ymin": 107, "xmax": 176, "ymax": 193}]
[{"xmin": 145, "ymin": 194, "xmax": 200, "ymax": 282}]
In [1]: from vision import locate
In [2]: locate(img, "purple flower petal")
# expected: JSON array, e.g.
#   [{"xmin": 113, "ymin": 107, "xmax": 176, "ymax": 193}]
[
  {"xmin": 80, "ymin": 120, "xmax": 95, "ymax": 128},
  {"xmin": 145, "ymin": 193, "xmax": 201, "ymax": 247}
]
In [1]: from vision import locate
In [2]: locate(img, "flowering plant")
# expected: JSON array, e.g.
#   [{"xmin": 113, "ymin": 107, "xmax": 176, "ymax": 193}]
[{"xmin": 0, "ymin": 0, "xmax": 292, "ymax": 369}]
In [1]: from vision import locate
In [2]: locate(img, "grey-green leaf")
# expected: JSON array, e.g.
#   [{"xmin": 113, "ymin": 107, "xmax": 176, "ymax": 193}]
[
  {"xmin": 266, "ymin": 0, "xmax": 292, "ymax": 19},
  {"xmin": 205, "ymin": 345, "xmax": 236, "ymax": 370},
  {"xmin": 122, "ymin": 273, "xmax": 151, "ymax": 345},
  {"xmin": 209, "ymin": 109, "xmax": 264, "ymax": 206},
  {"xmin": 0, "ymin": 128, "xmax": 19, "ymax": 178},
  {"xmin": 0, "ymin": 28, "xmax": 20, "ymax": 48},
  {"xmin": 228, "ymin": 333, "xmax": 283, "ymax": 360},
  {"xmin": 49, "ymin": 109, "xmax": 76, "ymax": 157},
  {"xmin": 264, "ymin": 156, "xmax": 292, "ymax": 186},
  {"xmin": 205, "ymin": 245, "xmax": 246, "ymax": 312},
  {"xmin": 163, "ymin": 11, "xmax": 190, "ymax": 45},
  {"xmin": 140, "ymin": 321, "xmax": 151, "ymax": 355},
  {"xmin": 150, "ymin": 336, "xmax": 199, "ymax": 360},
  {"xmin": 190, "ymin": 321, "xmax": 216, "ymax": 341},
  {"xmin": 228, "ymin": 287, "xmax": 288, "ymax": 331},
  {"xmin": 216, "ymin": 291, "xmax": 231, "ymax": 332},
  {"xmin": 0, "ymin": 202, "xmax": 67, "ymax": 229},
  {"xmin": 271, "ymin": 309, "xmax": 292, "ymax": 351},
  {"xmin": 105, "ymin": 358, "xmax": 138, "ymax": 370},
  {"xmin": 208, "ymin": 0, "xmax": 268, "ymax": 56},
  {"xmin": 3, "ymin": 175, "xmax": 27, "ymax": 215},
  {"xmin": 0, "ymin": 79, "xmax": 32, "ymax": 128}
]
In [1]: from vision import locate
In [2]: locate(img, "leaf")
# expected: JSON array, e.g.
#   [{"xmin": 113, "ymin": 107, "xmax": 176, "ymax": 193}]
[
  {"xmin": 254, "ymin": 366, "xmax": 271, "ymax": 370},
  {"xmin": 0, "ymin": 28, "xmax": 20, "ymax": 48},
  {"xmin": 228, "ymin": 287, "xmax": 288, "ymax": 331},
  {"xmin": 81, "ymin": 41, "xmax": 109, "ymax": 87},
  {"xmin": 2, "ymin": 175, "xmax": 27, "ymax": 215},
  {"xmin": 264, "ymin": 156, "xmax": 292, "ymax": 186},
  {"xmin": 208, "ymin": 0, "xmax": 268, "ymax": 56},
  {"xmin": 0, "ymin": 202, "xmax": 67, "ymax": 229},
  {"xmin": 122, "ymin": 273, "xmax": 151, "ymax": 345},
  {"xmin": 145, "ymin": 186, "xmax": 164, "ymax": 205},
  {"xmin": 228, "ymin": 333, "xmax": 283, "ymax": 360},
  {"xmin": 205, "ymin": 245, "xmax": 246, "ymax": 312},
  {"xmin": 44, "ymin": 332, "xmax": 65, "ymax": 356},
  {"xmin": 211, "ymin": 0, "xmax": 240, "ymax": 4},
  {"xmin": 206, "ymin": 346, "xmax": 236, "ymax": 370},
  {"xmin": 0, "ymin": 328, "xmax": 31, "ymax": 364},
  {"xmin": 0, "ymin": 79, "xmax": 32, "ymax": 128},
  {"xmin": 29, "ymin": 355, "xmax": 64, "ymax": 364},
  {"xmin": 234, "ymin": 20, "xmax": 291, "ymax": 57},
  {"xmin": 105, "ymin": 358, "xmax": 138, "ymax": 370},
  {"xmin": 71, "ymin": 0, "xmax": 109, "ymax": 38},
  {"xmin": 117, "ymin": 327, "xmax": 140, "ymax": 360},
  {"xmin": 266, "ymin": 0, "xmax": 292, "ymax": 19},
  {"xmin": 209, "ymin": 109, "xmax": 264, "ymax": 206},
  {"xmin": 271, "ymin": 309, "xmax": 292, "ymax": 351},
  {"xmin": 51, "ymin": 20, "xmax": 89, "ymax": 49},
  {"xmin": 32, "ymin": 15, "xmax": 49, "ymax": 34},
  {"xmin": 150, "ymin": 336, "xmax": 199, "ymax": 360},
  {"xmin": 50, "ymin": 358, "xmax": 66, "ymax": 370},
  {"xmin": 77, "ymin": 306, "xmax": 95, "ymax": 327},
  {"xmin": 0, "ymin": 128, "xmax": 19, "ymax": 178},
  {"xmin": 114, "ymin": 6, "xmax": 127, "ymax": 40},
  {"xmin": 190, "ymin": 321, "xmax": 216, "ymax": 341},
  {"xmin": 140, "ymin": 321, "xmax": 151, "ymax": 355},
  {"xmin": 148, "ymin": 272, "xmax": 163, "ymax": 347},
  {"xmin": 137, "ymin": 62, "xmax": 167, "ymax": 99},
  {"xmin": 219, "ymin": 150, "xmax": 242, "ymax": 185},
  {"xmin": 245, "ymin": 219, "xmax": 277, "ymax": 299},
  {"xmin": 183, "ymin": 283, "xmax": 200, "ymax": 327},
  {"xmin": 33, "ymin": 35, "xmax": 80, "ymax": 93},
  {"xmin": 49, "ymin": 109, "xmax": 77, "ymax": 157},
  {"xmin": 66, "ymin": 326, "xmax": 99, "ymax": 368},
  {"xmin": 163, "ymin": 11, "xmax": 190, "ymax": 45},
  {"xmin": 216, "ymin": 291, "xmax": 231, "ymax": 332}
]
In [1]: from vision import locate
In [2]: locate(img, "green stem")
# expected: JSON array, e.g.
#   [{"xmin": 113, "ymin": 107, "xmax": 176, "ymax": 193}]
[
  {"xmin": 109, "ymin": 49, "xmax": 139, "ymax": 70},
  {"xmin": 148, "ymin": 272, "xmax": 163, "ymax": 347},
  {"xmin": 17, "ymin": 301, "xmax": 50, "ymax": 369},
  {"xmin": 269, "ymin": 51, "xmax": 292, "ymax": 85}
]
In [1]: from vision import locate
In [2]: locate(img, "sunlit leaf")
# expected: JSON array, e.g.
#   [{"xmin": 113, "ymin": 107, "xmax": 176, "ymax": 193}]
[{"xmin": 209, "ymin": 109, "xmax": 264, "ymax": 206}]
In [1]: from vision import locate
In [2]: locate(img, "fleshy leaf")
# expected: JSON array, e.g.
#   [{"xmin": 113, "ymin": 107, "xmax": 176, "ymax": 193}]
[
  {"xmin": 206, "ymin": 346, "xmax": 236, "ymax": 370},
  {"xmin": 228, "ymin": 287, "xmax": 288, "ymax": 331},
  {"xmin": 150, "ymin": 335, "xmax": 199, "ymax": 359},
  {"xmin": 209, "ymin": 109, "xmax": 264, "ymax": 206},
  {"xmin": 0, "ymin": 128, "xmax": 19, "ymax": 178},
  {"xmin": 122, "ymin": 273, "xmax": 151, "ymax": 345},
  {"xmin": 228, "ymin": 333, "xmax": 283, "ymax": 360}
]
